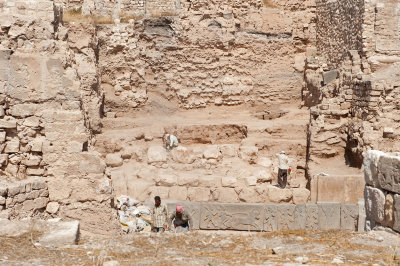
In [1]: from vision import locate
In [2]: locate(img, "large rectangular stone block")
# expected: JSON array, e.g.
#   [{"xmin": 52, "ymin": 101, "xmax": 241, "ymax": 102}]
[
  {"xmin": 264, "ymin": 204, "xmax": 278, "ymax": 232},
  {"xmin": 340, "ymin": 204, "xmax": 358, "ymax": 231},
  {"xmin": 393, "ymin": 195, "xmax": 400, "ymax": 232},
  {"xmin": 318, "ymin": 202, "xmax": 341, "ymax": 230},
  {"xmin": 378, "ymin": 154, "xmax": 400, "ymax": 194},
  {"xmin": 322, "ymin": 69, "xmax": 338, "ymax": 85},
  {"xmin": 364, "ymin": 186, "xmax": 385, "ymax": 224},
  {"xmin": 164, "ymin": 200, "xmax": 200, "ymax": 230},
  {"xmin": 200, "ymin": 203, "xmax": 264, "ymax": 231},
  {"xmin": 357, "ymin": 198, "xmax": 366, "ymax": 232}
]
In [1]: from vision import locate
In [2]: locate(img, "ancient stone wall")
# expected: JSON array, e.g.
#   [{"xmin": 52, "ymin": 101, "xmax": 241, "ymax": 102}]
[
  {"xmin": 315, "ymin": 0, "xmax": 364, "ymax": 69},
  {"xmin": 97, "ymin": 0, "xmax": 315, "ymax": 109},
  {"xmin": 0, "ymin": 0, "xmax": 119, "ymax": 234},
  {"xmin": 364, "ymin": 150, "xmax": 400, "ymax": 232}
]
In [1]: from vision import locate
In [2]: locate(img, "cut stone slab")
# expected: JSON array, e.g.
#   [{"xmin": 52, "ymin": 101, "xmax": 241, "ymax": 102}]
[
  {"xmin": 164, "ymin": 200, "xmax": 201, "ymax": 230},
  {"xmin": 276, "ymin": 204, "xmax": 296, "ymax": 230},
  {"xmin": 264, "ymin": 204, "xmax": 278, "ymax": 232},
  {"xmin": 358, "ymin": 198, "xmax": 366, "ymax": 232},
  {"xmin": 39, "ymin": 220, "xmax": 80, "ymax": 246},
  {"xmin": 377, "ymin": 154, "xmax": 400, "ymax": 194},
  {"xmin": 305, "ymin": 203, "xmax": 319, "ymax": 230},
  {"xmin": 364, "ymin": 186, "xmax": 385, "ymax": 224},
  {"xmin": 147, "ymin": 146, "xmax": 167, "ymax": 163},
  {"xmin": 322, "ymin": 69, "xmax": 338, "ymax": 85},
  {"xmin": 340, "ymin": 204, "xmax": 358, "ymax": 230},
  {"xmin": 200, "ymin": 203, "xmax": 264, "ymax": 231},
  {"xmin": 318, "ymin": 202, "xmax": 341, "ymax": 230},
  {"xmin": 363, "ymin": 150, "xmax": 385, "ymax": 186},
  {"xmin": 393, "ymin": 194, "xmax": 400, "ymax": 232}
]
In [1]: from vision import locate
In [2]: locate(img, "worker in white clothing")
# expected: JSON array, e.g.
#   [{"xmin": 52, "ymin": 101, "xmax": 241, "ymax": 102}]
[
  {"xmin": 164, "ymin": 133, "xmax": 179, "ymax": 151},
  {"xmin": 275, "ymin": 151, "xmax": 290, "ymax": 188}
]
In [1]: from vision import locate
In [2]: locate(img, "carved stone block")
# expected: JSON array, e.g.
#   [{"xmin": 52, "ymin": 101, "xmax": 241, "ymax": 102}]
[
  {"xmin": 164, "ymin": 200, "xmax": 201, "ymax": 230},
  {"xmin": 200, "ymin": 203, "xmax": 264, "ymax": 231},
  {"xmin": 318, "ymin": 202, "xmax": 341, "ymax": 230},
  {"xmin": 340, "ymin": 204, "xmax": 358, "ymax": 230}
]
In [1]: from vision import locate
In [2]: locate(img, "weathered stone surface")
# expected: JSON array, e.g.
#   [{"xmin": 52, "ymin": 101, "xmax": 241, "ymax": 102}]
[
  {"xmin": 384, "ymin": 194, "xmax": 394, "ymax": 228},
  {"xmin": 358, "ymin": 198, "xmax": 366, "ymax": 232},
  {"xmin": 364, "ymin": 186, "xmax": 385, "ymax": 224},
  {"xmin": 4, "ymin": 138, "xmax": 20, "ymax": 153},
  {"xmin": 322, "ymin": 69, "xmax": 338, "ymax": 85},
  {"xmin": 221, "ymin": 176, "xmax": 237, "ymax": 188},
  {"xmin": 268, "ymin": 186, "xmax": 292, "ymax": 203},
  {"xmin": 200, "ymin": 203, "xmax": 264, "ymax": 231},
  {"xmin": 238, "ymin": 187, "xmax": 265, "ymax": 203},
  {"xmin": 276, "ymin": 204, "xmax": 296, "ymax": 230},
  {"xmin": 239, "ymin": 146, "xmax": 258, "ymax": 163},
  {"xmin": 340, "ymin": 204, "xmax": 358, "ymax": 230},
  {"xmin": 156, "ymin": 174, "xmax": 177, "ymax": 187},
  {"xmin": 393, "ymin": 194, "xmax": 400, "ymax": 232},
  {"xmin": 147, "ymin": 146, "xmax": 167, "ymax": 163},
  {"xmin": 187, "ymin": 187, "xmax": 210, "ymax": 202},
  {"xmin": 305, "ymin": 203, "xmax": 319, "ymax": 230},
  {"xmin": 264, "ymin": 204, "xmax": 278, "ymax": 232},
  {"xmin": 203, "ymin": 146, "xmax": 222, "ymax": 160},
  {"xmin": 105, "ymin": 154, "xmax": 123, "ymax": 167},
  {"xmin": 377, "ymin": 154, "xmax": 400, "ymax": 194},
  {"xmin": 318, "ymin": 202, "xmax": 341, "ymax": 230},
  {"xmin": 164, "ymin": 200, "xmax": 200, "ymax": 230},
  {"xmin": 292, "ymin": 188, "xmax": 310, "ymax": 204},
  {"xmin": 0, "ymin": 119, "xmax": 17, "ymax": 129},
  {"xmin": 211, "ymin": 187, "xmax": 238, "ymax": 203},
  {"xmin": 171, "ymin": 147, "xmax": 196, "ymax": 164},
  {"xmin": 39, "ymin": 220, "xmax": 80, "ymax": 247},
  {"xmin": 364, "ymin": 150, "xmax": 385, "ymax": 186},
  {"xmin": 46, "ymin": 202, "xmax": 60, "ymax": 214},
  {"xmin": 168, "ymin": 186, "xmax": 188, "ymax": 201}
]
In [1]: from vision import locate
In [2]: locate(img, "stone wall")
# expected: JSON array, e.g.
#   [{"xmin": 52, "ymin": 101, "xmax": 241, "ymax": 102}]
[
  {"xmin": 97, "ymin": 0, "xmax": 315, "ymax": 109},
  {"xmin": 315, "ymin": 0, "xmax": 364, "ymax": 69},
  {"xmin": 163, "ymin": 200, "xmax": 361, "ymax": 231},
  {"xmin": 0, "ymin": 178, "xmax": 49, "ymax": 219},
  {"xmin": 0, "ymin": 0, "xmax": 119, "ymax": 234},
  {"xmin": 364, "ymin": 150, "xmax": 400, "ymax": 232}
]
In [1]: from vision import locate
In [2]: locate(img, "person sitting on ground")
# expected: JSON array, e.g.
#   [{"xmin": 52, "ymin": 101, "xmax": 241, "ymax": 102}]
[
  {"xmin": 168, "ymin": 204, "xmax": 193, "ymax": 232},
  {"xmin": 164, "ymin": 133, "xmax": 179, "ymax": 151},
  {"xmin": 275, "ymin": 151, "xmax": 290, "ymax": 189},
  {"xmin": 151, "ymin": 196, "xmax": 168, "ymax": 233}
]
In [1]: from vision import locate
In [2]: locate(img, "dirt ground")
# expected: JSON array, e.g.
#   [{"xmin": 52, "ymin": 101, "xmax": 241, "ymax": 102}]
[{"xmin": 0, "ymin": 229, "xmax": 398, "ymax": 265}]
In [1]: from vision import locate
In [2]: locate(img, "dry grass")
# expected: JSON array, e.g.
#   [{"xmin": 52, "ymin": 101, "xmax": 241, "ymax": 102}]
[
  {"xmin": 263, "ymin": 0, "xmax": 275, "ymax": 8},
  {"xmin": 63, "ymin": 9, "xmax": 114, "ymax": 25}
]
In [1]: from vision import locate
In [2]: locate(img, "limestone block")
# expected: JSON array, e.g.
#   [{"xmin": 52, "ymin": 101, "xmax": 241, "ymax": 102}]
[
  {"xmin": 264, "ymin": 204, "xmax": 278, "ymax": 232},
  {"xmin": 164, "ymin": 200, "xmax": 200, "ymax": 230},
  {"xmin": 14, "ymin": 193, "xmax": 27, "ymax": 204},
  {"xmin": 243, "ymin": 176, "xmax": 257, "ymax": 186},
  {"xmin": 171, "ymin": 147, "xmax": 196, "ymax": 164},
  {"xmin": 168, "ymin": 186, "xmax": 188, "ymax": 201},
  {"xmin": 254, "ymin": 169, "xmax": 272, "ymax": 183},
  {"xmin": 0, "ymin": 186, "xmax": 7, "ymax": 197},
  {"xmin": 187, "ymin": 187, "xmax": 210, "ymax": 202},
  {"xmin": 147, "ymin": 146, "xmax": 167, "ymax": 163},
  {"xmin": 221, "ymin": 176, "xmax": 237, "ymax": 188},
  {"xmin": 198, "ymin": 176, "xmax": 220, "ymax": 188},
  {"xmin": 276, "ymin": 204, "xmax": 296, "ymax": 230},
  {"xmin": 26, "ymin": 167, "xmax": 45, "ymax": 176},
  {"xmin": 177, "ymin": 175, "xmax": 199, "ymax": 187},
  {"xmin": 0, "ymin": 119, "xmax": 17, "ymax": 129},
  {"xmin": 46, "ymin": 202, "xmax": 60, "ymax": 214},
  {"xmin": 256, "ymin": 157, "xmax": 273, "ymax": 168},
  {"xmin": 238, "ymin": 187, "xmax": 265, "ymax": 203},
  {"xmin": 147, "ymin": 186, "xmax": 169, "ymax": 200},
  {"xmin": 358, "ymin": 198, "xmax": 366, "ymax": 232},
  {"xmin": 322, "ymin": 69, "xmax": 338, "ymax": 85},
  {"xmin": 239, "ymin": 146, "xmax": 258, "ymax": 163},
  {"xmin": 22, "ymin": 155, "xmax": 41, "ymax": 166},
  {"xmin": 212, "ymin": 187, "xmax": 239, "ymax": 203},
  {"xmin": 268, "ymin": 186, "xmax": 292, "ymax": 203},
  {"xmin": 384, "ymin": 194, "xmax": 394, "ymax": 227},
  {"xmin": 156, "ymin": 174, "xmax": 177, "ymax": 187},
  {"xmin": 295, "ymin": 204, "xmax": 307, "ymax": 230},
  {"xmin": 9, "ymin": 104, "xmax": 39, "ymax": 118},
  {"xmin": 363, "ymin": 150, "xmax": 385, "ymax": 186},
  {"xmin": 292, "ymin": 188, "xmax": 311, "ymax": 204},
  {"xmin": 34, "ymin": 197, "xmax": 49, "ymax": 209},
  {"xmin": 105, "ymin": 154, "xmax": 123, "ymax": 167},
  {"xmin": 220, "ymin": 145, "xmax": 238, "ymax": 158},
  {"xmin": 30, "ymin": 138, "xmax": 43, "ymax": 152},
  {"xmin": 26, "ymin": 190, "xmax": 40, "ymax": 200},
  {"xmin": 393, "ymin": 194, "xmax": 400, "ymax": 232},
  {"xmin": 364, "ymin": 186, "xmax": 385, "ymax": 223},
  {"xmin": 39, "ymin": 221, "xmax": 80, "ymax": 247},
  {"xmin": 4, "ymin": 138, "xmax": 20, "ymax": 153},
  {"xmin": 23, "ymin": 116, "xmax": 40, "ymax": 128},
  {"xmin": 0, "ymin": 154, "xmax": 8, "ymax": 166},
  {"xmin": 318, "ymin": 202, "xmax": 341, "ymax": 230},
  {"xmin": 200, "ymin": 203, "xmax": 264, "ymax": 231},
  {"xmin": 0, "ymin": 131, "xmax": 6, "ymax": 143},
  {"xmin": 203, "ymin": 146, "xmax": 222, "ymax": 160},
  {"xmin": 7, "ymin": 183, "xmax": 24, "ymax": 197},
  {"xmin": 340, "ymin": 204, "xmax": 358, "ymax": 230},
  {"xmin": 32, "ymin": 180, "xmax": 47, "ymax": 190},
  {"xmin": 377, "ymin": 154, "xmax": 400, "ymax": 194}
]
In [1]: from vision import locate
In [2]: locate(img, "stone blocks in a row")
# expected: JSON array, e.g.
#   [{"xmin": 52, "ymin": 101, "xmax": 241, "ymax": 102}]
[{"xmin": 164, "ymin": 201, "xmax": 359, "ymax": 231}]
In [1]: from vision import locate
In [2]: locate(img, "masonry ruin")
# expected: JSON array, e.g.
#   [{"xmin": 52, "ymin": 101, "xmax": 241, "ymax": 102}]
[{"xmin": 0, "ymin": 0, "xmax": 399, "ymax": 237}]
